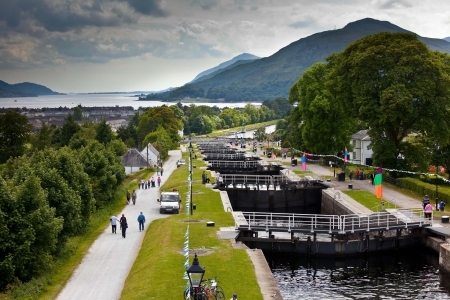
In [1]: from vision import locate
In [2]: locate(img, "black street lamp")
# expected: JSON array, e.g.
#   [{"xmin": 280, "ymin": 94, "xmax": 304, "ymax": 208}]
[
  {"xmin": 188, "ymin": 142, "xmax": 193, "ymax": 215},
  {"xmin": 187, "ymin": 254, "xmax": 205, "ymax": 297},
  {"xmin": 435, "ymin": 142, "xmax": 440, "ymax": 211},
  {"xmin": 333, "ymin": 136, "xmax": 336, "ymax": 177}
]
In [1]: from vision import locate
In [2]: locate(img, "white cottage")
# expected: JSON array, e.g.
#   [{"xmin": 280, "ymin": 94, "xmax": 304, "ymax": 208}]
[
  {"xmin": 350, "ymin": 130, "xmax": 373, "ymax": 165},
  {"xmin": 141, "ymin": 143, "xmax": 160, "ymax": 167}
]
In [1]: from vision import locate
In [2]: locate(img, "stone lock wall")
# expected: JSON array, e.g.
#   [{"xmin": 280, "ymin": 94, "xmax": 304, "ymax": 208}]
[{"xmin": 440, "ymin": 243, "xmax": 450, "ymax": 274}]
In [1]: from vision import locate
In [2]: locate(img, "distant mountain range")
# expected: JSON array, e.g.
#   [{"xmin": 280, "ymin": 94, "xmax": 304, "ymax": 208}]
[
  {"xmin": 190, "ymin": 53, "xmax": 260, "ymax": 83},
  {"xmin": 146, "ymin": 18, "xmax": 450, "ymax": 102},
  {"xmin": 0, "ymin": 80, "xmax": 64, "ymax": 98}
]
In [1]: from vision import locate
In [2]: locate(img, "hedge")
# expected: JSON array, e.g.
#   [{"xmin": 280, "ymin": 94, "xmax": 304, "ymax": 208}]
[{"xmin": 398, "ymin": 177, "xmax": 450, "ymax": 206}]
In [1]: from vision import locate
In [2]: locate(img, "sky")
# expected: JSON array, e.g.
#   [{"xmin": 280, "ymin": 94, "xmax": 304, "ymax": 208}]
[{"xmin": 1, "ymin": 0, "xmax": 450, "ymax": 93}]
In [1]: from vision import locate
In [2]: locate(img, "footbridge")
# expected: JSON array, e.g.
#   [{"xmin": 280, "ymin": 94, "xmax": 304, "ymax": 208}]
[{"xmin": 233, "ymin": 209, "xmax": 432, "ymax": 235}]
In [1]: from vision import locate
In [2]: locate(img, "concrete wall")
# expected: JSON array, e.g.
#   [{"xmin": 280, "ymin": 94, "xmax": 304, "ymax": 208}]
[
  {"xmin": 321, "ymin": 189, "xmax": 357, "ymax": 215},
  {"xmin": 440, "ymin": 244, "xmax": 450, "ymax": 275}
]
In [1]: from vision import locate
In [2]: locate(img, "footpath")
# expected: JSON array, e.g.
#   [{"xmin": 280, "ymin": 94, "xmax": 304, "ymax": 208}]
[{"xmin": 57, "ymin": 150, "xmax": 181, "ymax": 300}]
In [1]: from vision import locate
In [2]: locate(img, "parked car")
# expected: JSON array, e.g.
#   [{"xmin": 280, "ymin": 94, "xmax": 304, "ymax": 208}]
[{"xmin": 177, "ymin": 159, "xmax": 186, "ymax": 168}]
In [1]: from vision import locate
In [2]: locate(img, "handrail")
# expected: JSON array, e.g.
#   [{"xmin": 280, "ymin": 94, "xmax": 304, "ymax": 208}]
[
  {"xmin": 236, "ymin": 209, "xmax": 431, "ymax": 234},
  {"xmin": 371, "ymin": 198, "xmax": 397, "ymax": 212}
]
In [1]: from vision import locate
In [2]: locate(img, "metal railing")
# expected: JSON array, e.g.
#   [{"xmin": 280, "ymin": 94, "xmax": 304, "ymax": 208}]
[
  {"xmin": 236, "ymin": 209, "xmax": 432, "ymax": 234},
  {"xmin": 371, "ymin": 198, "xmax": 398, "ymax": 212}
]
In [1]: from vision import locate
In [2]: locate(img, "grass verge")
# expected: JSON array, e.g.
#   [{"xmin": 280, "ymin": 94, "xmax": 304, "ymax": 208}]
[
  {"xmin": 121, "ymin": 151, "xmax": 263, "ymax": 299},
  {"xmin": 342, "ymin": 190, "xmax": 396, "ymax": 211}
]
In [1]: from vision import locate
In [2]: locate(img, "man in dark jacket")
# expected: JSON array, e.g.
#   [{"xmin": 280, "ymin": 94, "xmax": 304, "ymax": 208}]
[
  {"xmin": 137, "ymin": 212, "xmax": 146, "ymax": 232},
  {"xmin": 423, "ymin": 195, "xmax": 430, "ymax": 210},
  {"xmin": 120, "ymin": 214, "xmax": 128, "ymax": 238}
]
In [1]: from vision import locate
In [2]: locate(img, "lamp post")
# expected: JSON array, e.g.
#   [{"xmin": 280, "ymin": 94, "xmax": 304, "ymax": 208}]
[
  {"xmin": 435, "ymin": 142, "xmax": 440, "ymax": 211},
  {"xmin": 333, "ymin": 136, "xmax": 336, "ymax": 177},
  {"xmin": 188, "ymin": 142, "xmax": 193, "ymax": 215},
  {"xmin": 186, "ymin": 254, "xmax": 205, "ymax": 298}
]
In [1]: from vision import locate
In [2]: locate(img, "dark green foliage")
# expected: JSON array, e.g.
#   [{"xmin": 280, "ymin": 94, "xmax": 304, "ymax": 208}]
[
  {"xmin": 0, "ymin": 110, "xmax": 33, "ymax": 163},
  {"xmin": 58, "ymin": 114, "xmax": 81, "ymax": 147},
  {"xmin": 29, "ymin": 122, "xmax": 54, "ymax": 152},
  {"xmin": 95, "ymin": 120, "xmax": 113, "ymax": 145},
  {"xmin": 73, "ymin": 106, "xmax": 83, "ymax": 121},
  {"xmin": 137, "ymin": 106, "xmax": 182, "ymax": 145},
  {"xmin": 262, "ymin": 97, "xmax": 293, "ymax": 119}
]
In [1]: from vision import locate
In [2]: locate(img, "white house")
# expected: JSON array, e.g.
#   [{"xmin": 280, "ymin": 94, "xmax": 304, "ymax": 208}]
[
  {"xmin": 349, "ymin": 130, "xmax": 373, "ymax": 165},
  {"xmin": 141, "ymin": 143, "xmax": 160, "ymax": 167},
  {"xmin": 121, "ymin": 148, "xmax": 149, "ymax": 175}
]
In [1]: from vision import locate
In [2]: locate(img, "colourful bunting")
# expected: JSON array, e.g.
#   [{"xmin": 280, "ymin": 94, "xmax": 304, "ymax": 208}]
[
  {"xmin": 374, "ymin": 167, "xmax": 383, "ymax": 198},
  {"xmin": 344, "ymin": 147, "xmax": 348, "ymax": 162}
]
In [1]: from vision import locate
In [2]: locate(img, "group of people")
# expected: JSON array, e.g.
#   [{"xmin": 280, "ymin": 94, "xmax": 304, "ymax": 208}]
[
  {"xmin": 126, "ymin": 190, "xmax": 137, "ymax": 205},
  {"xmin": 138, "ymin": 176, "xmax": 162, "ymax": 189},
  {"xmin": 202, "ymin": 171, "xmax": 210, "ymax": 184},
  {"xmin": 349, "ymin": 169, "xmax": 365, "ymax": 181},
  {"xmin": 109, "ymin": 212, "xmax": 146, "ymax": 238},
  {"xmin": 423, "ymin": 194, "xmax": 446, "ymax": 219}
]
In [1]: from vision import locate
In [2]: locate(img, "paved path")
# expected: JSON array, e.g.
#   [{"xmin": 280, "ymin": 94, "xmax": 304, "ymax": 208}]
[{"xmin": 57, "ymin": 150, "xmax": 181, "ymax": 300}]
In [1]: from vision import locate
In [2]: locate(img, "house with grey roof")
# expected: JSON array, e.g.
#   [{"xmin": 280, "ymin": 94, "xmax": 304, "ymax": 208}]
[
  {"xmin": 121, "ymin": 148, "xmax": 149, "ymax": 174},
  {"xmin": 349, "ymin": 130, "xmax": 373, "ymax": 165}
]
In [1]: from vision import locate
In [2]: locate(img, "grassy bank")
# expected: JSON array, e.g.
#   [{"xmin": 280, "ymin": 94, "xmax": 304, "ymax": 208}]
[
  {"xmin": 206, "ymin": 120, "xmax": 279, "ymax": 137},
  {"xmin": 0, "ymin": 168, "xmax": 155, "ymax": 300},
  {"xmin": 121, "ymin": 152, "xmax": 263, "ymax": 299}
]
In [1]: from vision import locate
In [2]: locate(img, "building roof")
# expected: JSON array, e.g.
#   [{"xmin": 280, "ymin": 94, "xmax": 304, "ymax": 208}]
[
  {"xmin": 141, "ymin": 143, "xmax": 160, "ymax": 157},
  {"xmin": 352, "ymin": 130, "xmax": 371, "ymax": 141},
  {"xmin": 121, "ymin": 148, "xmax": 149, "ymax": 168}
]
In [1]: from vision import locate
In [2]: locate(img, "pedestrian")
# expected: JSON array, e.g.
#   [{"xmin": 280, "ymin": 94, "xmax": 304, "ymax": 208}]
[
  {"xmin": 423, "ymin": 194, "xmax": 430, "ymax": 210},
  {"xmin": 157, "ymin": 176, "xmax": 161, "ymax": 187},
  {"xmin": 148, "ymin": 179, "xmax": 151, "ymax": 188},
  {"xmin": 161, "ymin": 167, "xmax": 164, "ymax": 176},
  {"xmin": 349, "ymin": 170, "xmax": 353, "ymax": 180},
  {"xmin": 157, "ymin": 167, "xmax": 161, "ymax": 176},
  {"xmin": 440, "ymin": 200, "xmax": 446, "ymax": 212},
  {"xmin": 126, "ymin": 190, "xmax": 131, "ymax": 204},
  {"xmin": 138, "ymin": 181, "xmax": 141, "ymax": 189},
  {"xmin": 355, "ymin": 169, "xmax": 360, "ymax": 180},
  {"xmin": 141, "ymin": 179, "xmax": 145, "ymax": 189},
  {"xmin": 119, "ymin": 214, "xmax": 128, "ymax": 238},
  {"xmin": 110, "ymin": 215, "xmax": 118, "ymax": 234},
  {"xmin": 424, "ymin": 203, "xmax": 433, "ymax": 220},
  {"xmin": 360, "ymin": 170, "xmax": 364, "ymax": 180},
  {"xmin": 230, "ymin": 293, "xmax": 238, "ymax": 300},
  {"xmin": 137, "ymin": 212, "xmax": 146, "ymax": 232},
  {"xmin": 202, "ymin": 171, "xmax": 206, "ymax": 184},
  {"xmin": 151, "ymin": 176, "xmax": 155, "ymax": 187},
  {"xmin": 370, "ymin": 173, "xmax": 374, "ymax": 185},
  {"xmin": 215, "ymin": 171, "xmax": 220, "ymax": 184},
  {"xmin": 132, "ymin": 189, "xmax": 137, "ymax": 205}
]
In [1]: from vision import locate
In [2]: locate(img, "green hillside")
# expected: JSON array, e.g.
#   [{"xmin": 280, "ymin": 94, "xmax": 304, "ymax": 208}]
[
  {"xmin": 147, "ymin": 18, "xmax": 450, "ymax": 102},
  {"xmin": 0, "ymin": 80, "xmax": 64, "ymax": 96}
]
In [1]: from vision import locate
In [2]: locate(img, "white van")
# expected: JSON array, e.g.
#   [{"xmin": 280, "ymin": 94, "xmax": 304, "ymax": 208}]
[{"xmin": 157, "ymin": 191, "xmax": 181, "ymax": 214}]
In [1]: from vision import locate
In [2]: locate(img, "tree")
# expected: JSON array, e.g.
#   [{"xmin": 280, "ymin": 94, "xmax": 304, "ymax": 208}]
[
  {"xmin": 95, "ymin": 120, "xmax": 113, "ymax": 145},
  {"xmin": 58, "ymin": 114, "xmax": 81, "ymax": 147},
  {"xmin": 137, "ymin": 106, "xmax": 182, "ymax": 145},
  {"xmin": 328, "ymin": 32, "xmax": 450, "ymax": 169},
  {"xmin": 0, "ymin": 110, "xmax": 33, "ymax": 163},
  {"xmin": 30, "ymin": 121, "xmax": 54, "ymax": 152},
  {"xmin": 73, "ymin": 106, "xmax": 83, "ymax": 121},
  {"xmin": 143, "ymin": 126, "xmax": 173, "ymax": 159},
  {"xmin": 290, "ymin": 62, "xmax": 355, "ymax": 154}
]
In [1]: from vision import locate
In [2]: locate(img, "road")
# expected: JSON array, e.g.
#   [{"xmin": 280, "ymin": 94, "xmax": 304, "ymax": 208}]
[{"xmin": 57, "ymin": 150, "xmax": 181, "ymax": 300}]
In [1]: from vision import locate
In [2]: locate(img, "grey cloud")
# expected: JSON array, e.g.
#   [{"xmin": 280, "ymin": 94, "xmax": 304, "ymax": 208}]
[
  {"xmin": 290, "ymin": 20, "xmax": 314, "ymax": 29},
  {"xmin": 0, "ymin": 0, "xmax": 168, "ymax": 33},
  {"xmin": 376, "ymin": 0, "xmax": 412, "ymax": 9},
  {"xmin": 190, "ymin": 0, "xmax": 218, "ymax": 10}
]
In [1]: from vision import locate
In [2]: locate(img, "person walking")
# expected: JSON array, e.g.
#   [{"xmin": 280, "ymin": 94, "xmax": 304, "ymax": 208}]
[
  {"xmin": 137, "ymin": 212, "xmax": 146, "ymax": 232},
  {"xmin": 138, "ymin": 181, "xmax": 141, "ymax": 189},
  {"xmin": 423, "ymin": 194, "xmax": 430, "ymax": 210},
  {"xmin": 157, "ymin": 167, "xmax": 161, "ymax": 176},
  {"xmin": 349, "ymin": 170, "xmax": 354, "ymax": 180},
  {"xmin": 151, "ymin": 176, "xmax": 155, "ymax": 187},
  {"xmin": 424, "ymin": 203, "xmax": 433, "ymax": 220},
  {"xmin": 126, "ymin": 190, "xmax": 131, "ymax": 205},
  {"xmin": 157, "ymin": 176, "xmax": 162, "ymax": 187},
  {"xmin": 161, "ymin": 167, "xmax": 164, "ymax": 176},
  {"xmin": 119, "ymin": 214, "xmax": 128, "ymax": 238},
  {"xmin": 132, "ymin": 190, "xmax": 137, "ymax": 205},
  {"xmin": 110, "ymin": 215, "xmax": 118, "ymax": 234},
  {"xmin": 355, "ymin": 169, "xmax": 360, "ymax": 180},
  {"xmin": 440, "ymin": 200, "xmax": 446, "ymax": 212}
]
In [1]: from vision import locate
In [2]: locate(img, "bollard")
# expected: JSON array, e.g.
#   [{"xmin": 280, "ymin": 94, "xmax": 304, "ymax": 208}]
[
  {"xmin": 348, "ymin": 184, "xmax": 353, "ymax": 189},
  {"xmin": 193, "ymin": 204, "xmax": 196, "ymax": 210},
  {"xmin": 442, "ymin": 216, "xmax": 449, "ymax": 224}
]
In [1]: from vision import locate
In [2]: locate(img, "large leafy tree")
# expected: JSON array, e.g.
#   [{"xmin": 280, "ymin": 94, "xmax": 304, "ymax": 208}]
[
  {"xmin": 95, "ymin": 120, "xmax": 114, "ymax": 145},
  {"xmin": 328, "ymin": 32, "xmax": 450, "ymax": 169},
  {"xmin": 30, "ymin": 121, "xmax": 54, "ymax": 152},
  {"xmin": 0, "ymin": 110, "xmax": 33, "ymax": 163},
  {"xmin": 290, "ymin": 62, "xmax": 355, "ymax": 154},
  {"xmin": 137, "ymin": 106, "xmax": 182, "ymax": 144},
  {"xmin": 58, "ymin": 114, "xmax": 81, "ymax": 147}
]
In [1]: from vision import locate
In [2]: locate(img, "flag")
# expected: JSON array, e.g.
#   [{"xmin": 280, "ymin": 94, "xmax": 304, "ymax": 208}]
[
  {"xmin": 301, "ymin": 152, "xmax": 307, "ymax": 171},
  {"xmin": 374, "ymin": 167, "xmax": 383, "ymax": 198},
  {"xmin": 344, "ymin": 147, "xmax": 348, "ymax": 162}
]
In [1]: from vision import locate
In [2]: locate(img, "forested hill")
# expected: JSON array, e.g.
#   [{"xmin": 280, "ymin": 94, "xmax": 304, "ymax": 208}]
[
  {"xmin": 147, "ymin": 18, "xmax": 450, "ymax": 102},
  {"xmin": 0, "ymin": 80, "xmax": 64, "ymax": 97}
]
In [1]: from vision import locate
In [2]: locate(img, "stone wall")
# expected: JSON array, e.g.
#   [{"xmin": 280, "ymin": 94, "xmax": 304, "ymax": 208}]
[
  {"xmin": 321, "ymin": 189, "xmax": 356, "ymax": 215},
  {"xmin": 440, "ymin": 244, "xmax": 450, "ymax": 275}
]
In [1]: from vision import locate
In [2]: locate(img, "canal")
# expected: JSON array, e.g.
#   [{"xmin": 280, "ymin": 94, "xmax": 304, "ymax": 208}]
[{"xmin": 265, "ymin": 246, "xmax": 450, "ymax": 299}]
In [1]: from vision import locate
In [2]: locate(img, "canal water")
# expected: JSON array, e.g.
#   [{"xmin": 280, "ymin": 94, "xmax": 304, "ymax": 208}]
[{"xmin": 265, "ymin": 246, "xmax": 450, "ymax": 299}]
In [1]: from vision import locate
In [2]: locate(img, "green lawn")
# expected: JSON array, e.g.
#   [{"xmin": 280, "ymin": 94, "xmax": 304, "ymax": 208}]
[
  {"xmin": 120, "ymin": 150, "xmax": 263, "ymax": 300},
  {"xmin": 342, "ymin": 190, "xmax": 396, "ymax": 211}
]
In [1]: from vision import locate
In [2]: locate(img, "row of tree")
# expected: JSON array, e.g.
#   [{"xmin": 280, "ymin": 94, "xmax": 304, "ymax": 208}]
[
  {"xmin": 278, "ymin": 32, "xmax": 450, "ymax": 175},
  {"xmin": 0, "ymin": 111, "xmax": 126, "ymax": 289}
]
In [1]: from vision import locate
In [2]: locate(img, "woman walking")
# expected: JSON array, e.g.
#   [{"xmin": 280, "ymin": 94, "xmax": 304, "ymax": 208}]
[{"xmin": 119, "ymin": 214, "xmax": 128, "ymax": 238}]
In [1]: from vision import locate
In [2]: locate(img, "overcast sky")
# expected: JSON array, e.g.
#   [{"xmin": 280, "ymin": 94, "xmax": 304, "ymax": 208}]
[{"xmin": 1, "ymin": 0, "xmax": 450, "ymax": 93}]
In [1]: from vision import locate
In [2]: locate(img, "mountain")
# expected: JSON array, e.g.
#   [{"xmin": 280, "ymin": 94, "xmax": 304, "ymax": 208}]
[
  {"xmin": 0, "ymin": 80, "xmax": 64, "ymax": 97},
  {"xmin": 148, "ymin": 18, "xmax": 450, "ymax": 102},
  {"xmin": 0, "ymin": 87, "xmax": 36, "ymax": 98},
  {"xmin": 190, "ymin": 53, "xmax": 260, "ymax": 83},
  {"xmin": 445, "ymin": 37, "xmax": 450, "ymax": 43}
]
